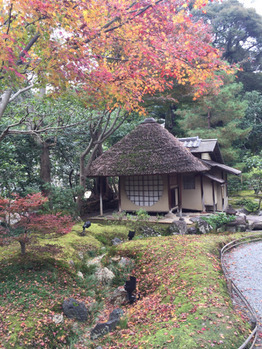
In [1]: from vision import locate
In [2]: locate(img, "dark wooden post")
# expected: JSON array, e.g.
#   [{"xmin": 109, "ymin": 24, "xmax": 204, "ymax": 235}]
[
  {"xmin": 200, "ymin": 174, "xmax": 205, "ymax": 212},
  {"xmin": 167, "ymin": 174, "xmax": 171, "ymax": 211},
  {"xmin": 212, "ymin": 181, "xmax": 216, "ymax": 213},
  {"xmin": 118, "ymin": 177, "xmax": 122, "ymax": 212},
  {"xmin": 178, "ymin": 174, "xmax": 183, "ymax": 219},
  {"xmin": 221, "ymin": 170, "xmax": 225, "ymax": 212},
  {"xmin": 99, "ymin": 176, "xmax": 103, "ymax": 216}
]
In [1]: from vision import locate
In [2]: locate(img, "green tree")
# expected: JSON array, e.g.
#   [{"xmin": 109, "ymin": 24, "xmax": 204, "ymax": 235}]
[
  {"xmin": 195, "ymin": 0, "xmax": 262, "ymax": 92},
  {"xmin": 244, "ymin": 153, "xmax": 262, "ymax": 210},
  {"xmin": 1, "ymin": 93, "xmax": 89, "ymax": 189},
  {"xmin": 241, "ymin": 91, "xmax": 262, "ymax": 154},
  {"xmin": 0, "ymin": 135, "xmax": 41, "ymax": 196},
  {"xmin": 177, "ymin": 79, "xmax": 249, "ymax": 164}
]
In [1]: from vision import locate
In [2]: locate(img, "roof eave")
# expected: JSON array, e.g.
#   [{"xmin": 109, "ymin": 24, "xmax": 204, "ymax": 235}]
[{"xmin": 202, "ymin": 160, "xmax": 241, "ymax": 175}]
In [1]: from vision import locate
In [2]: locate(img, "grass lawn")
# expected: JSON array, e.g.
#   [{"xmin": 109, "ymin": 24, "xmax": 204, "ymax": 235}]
[{"xmin": 0, "ymin": 222, "xmax": 252, "ymax": 348}]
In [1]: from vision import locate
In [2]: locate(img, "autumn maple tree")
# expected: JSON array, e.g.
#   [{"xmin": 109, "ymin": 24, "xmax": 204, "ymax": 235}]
[
  {"xmin": 0, "ymin": 193, "xmax": 73, "ymax": 254},
  {"xmin": 0, "ymin": 0, "xmax": 234, "ymax": 194},
  {"xmin": 0, "ymin": 0, "xmax": 233, "ymax": 116}
]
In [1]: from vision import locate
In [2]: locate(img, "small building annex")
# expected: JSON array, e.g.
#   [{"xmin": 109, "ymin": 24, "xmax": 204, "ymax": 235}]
[{"xmin": 88, "ymin": 118, "xmax": 241, "ymax": 215}]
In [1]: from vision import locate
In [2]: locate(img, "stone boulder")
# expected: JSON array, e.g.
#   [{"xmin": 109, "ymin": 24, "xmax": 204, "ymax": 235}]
[
  {"xmin": 236, "ymin": 212, "xmax": 247, "ymax": 220},
  {"xmin": 111, "ymin": 256, "xmax": 121, "ymax": 262},
  {"xmin": 87, "ymin": 254, "xmax": 105, "ymax": 267},
  {"xmin": 225, "ymin": 216, "xmax": 248, "ymax": 232},
  {"xmin": 69, "ymin": 260, "xmax": 75, "ymax": 267},
  {"xmin": 90, "ymin": 323, "xmax": 110, "ymax": 340},
  {"xmin": 109, "ymin": 308, "xmax": 124, "ymax": 321},
  {"xmin": 109, "ymin": 286, "xmax": 128, "ymax": 306},
  {"xmin": 62, "ymin": 298, "xmax": 88, "ymax": 322},
  {"xmin": 53, "ymin": 314, "xmax": 64, "ymax": 324},
  {"xmin": 118, "ymin": 257, "xmax": 134, "ymax": 268},
  {"xmin": 111, "ymin": 237, "xmax": 122, "ymax": 245},
  {"xmin": 237, "ymin": 208, "xmax": 250, "ymax": 215},
  {"xmin": 225, "ymin": 205, "xmax": 237, "ymax": 215},
  {"xmin": 95, "ymin": 267, "xmax": 115, "ymax": 284},
  {"xmin": 168, "ymin": 219, "xmax": 188, "ymax": 235},
  {"xmin": 195, "ymin": 220, "xmax": 213, "ymax": 234},
  {"xmin": 250, "ymin": 220, "xmax": 262, "ymax": 231},
  {"xmin": 189, "ymin": 217, "xmax": 200, "ymax": 223},
  {"xmin": 141, "ymin": 226, "xmax": 160, "ymax": 237},
  {"xmin": 77, "ymin": 271, "xmax": 84, "ymax": 279},
  {"xmin": 90, "ymin": 308, "xmax": 124, "ymax": 340},
  {"xmin": 186, "ymin": 226, "xmax": 198, "ymax": 235},
  {"xmin": 235, "ymin": 215, "xmax": 248, "ymax": 224},
  {"xmin": 78, "ymin": 252, "xmax": 84, "ymax": 260}
]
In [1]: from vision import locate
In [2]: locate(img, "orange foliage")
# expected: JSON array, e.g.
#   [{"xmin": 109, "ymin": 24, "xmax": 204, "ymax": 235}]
[{"xmin": 0, "ymin": 0, "xmax": 233, "ymax": 111}]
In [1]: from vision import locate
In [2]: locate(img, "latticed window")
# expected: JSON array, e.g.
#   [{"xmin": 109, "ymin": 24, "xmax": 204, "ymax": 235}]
[
  {"xmin": 183, "ymin": 174, "xmax": 195, "ymax": 189},
  {"xmin": 125, "ymin": 175, "xmax": 163, "ymax": 207}
]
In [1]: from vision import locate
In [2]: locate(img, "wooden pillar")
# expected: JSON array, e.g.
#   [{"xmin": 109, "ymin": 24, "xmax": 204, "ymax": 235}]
[
  {"xmin": 212, "ymin": 181, "xmax": 216, "ymax": 213},
  {"xmin": 118, "ymin": 177, "xmax": 122, "ymax": 212},
  {"xmin": 200, "ymin": 174, "xmax": 206, "ymax": 212},
  {"xmin": 99, "ymin": 176, "xmax": 103, "ymax": 216},
  {"xmin": 178, "ymin": 174, "xmax": 183, "ymax": 219},
  {"xmin": 167, "ymin": 174, "xmax": 171, "ymax": 211},
  {"xmin": 221, "ymin": 171, "xmax": 225, "ymax": 212}
]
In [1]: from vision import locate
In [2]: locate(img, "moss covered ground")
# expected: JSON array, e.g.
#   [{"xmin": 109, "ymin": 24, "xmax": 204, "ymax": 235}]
[
  {"xmin": 0, "ymin": 222, "xmax": 252, "ymax": 348},
  {"xmin": 229, "ymin": 190, "xmax": 261, "ymax": 206}
]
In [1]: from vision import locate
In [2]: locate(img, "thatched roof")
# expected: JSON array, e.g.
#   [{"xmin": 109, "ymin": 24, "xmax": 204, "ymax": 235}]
[{"xmin": 88, "ymin": 118, "xmax": 209, "ymax": 177}]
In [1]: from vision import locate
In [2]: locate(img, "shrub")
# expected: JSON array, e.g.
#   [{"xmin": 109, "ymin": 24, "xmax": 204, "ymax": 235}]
[
  {"xmin": 244, "ymin": 201, "xmax": 259, "ymax": 213},
  {"xmin": 235, "ymin": 198, "xmax": 259, "ymax": 213},
  {"xmin": 227, "ymin": 176, "xmax": 248, "ymax": 194},
  {"xmin": 0, "ymin": 193, "xmax": 74, "ymax": 255},
  {"xmin": 201, "ymin": 213, "xmax": 235, "ymax": 230},
  {"xmin": 43, "ymin": 183, "xmax": 81, "ymax": 218}
]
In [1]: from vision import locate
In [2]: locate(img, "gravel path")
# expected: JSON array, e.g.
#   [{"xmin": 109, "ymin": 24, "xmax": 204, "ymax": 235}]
[{"xmin": 223, "ymin": 241, "xmax": 262, "ymax": 348}]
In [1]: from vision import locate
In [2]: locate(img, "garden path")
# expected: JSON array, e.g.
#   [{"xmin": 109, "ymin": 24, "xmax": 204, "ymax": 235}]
[{"xmin": 223, "ymin": 240, "xmax": 262, "ymax": 348}]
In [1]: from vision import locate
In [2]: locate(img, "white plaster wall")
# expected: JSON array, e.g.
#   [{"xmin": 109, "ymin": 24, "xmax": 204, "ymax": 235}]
[
  {"xmin": 181, "ymin": 175, "xmax": 202, "ymax": 211},
  {"xmin": 120, "ymin": 174, "xmax": 169, "ymax": 212}
]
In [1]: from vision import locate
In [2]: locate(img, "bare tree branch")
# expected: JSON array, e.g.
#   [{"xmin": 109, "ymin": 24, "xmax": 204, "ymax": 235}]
[
  {"xmin": 0, "ymin": 119, "xmax": 87, "ymax": 142},
  {"xmin": 5, "ymin": 3, "xmax": 13, "ymax": 37},
  {"xmin": 0, "ymin": 116, "xmax": 27, "ymax": 141},
  {"xmin": 9, "ymin": 84, "xmax": 34, "ymax": 102},
  {"xmin": 82, "ymin": 108, "xmax": 130, "ymax": 179},
  {"xmin": 102, "ymin": 110, "xmax": 129, "ymax": 141},
  {"xmin": 85, "ymin": 0, "xmax": 164, "ymax": 43},
  {"xmin": 17, "ymin": 32, "xmax": 40, "ymax": 65}
]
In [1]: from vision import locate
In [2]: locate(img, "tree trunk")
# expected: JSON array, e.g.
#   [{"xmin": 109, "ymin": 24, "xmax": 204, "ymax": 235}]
[
  {"xmin": 19, "ymin": 241, "xmax": 26, "ymax": 255},
  {"xmin": 258, "ymin": 197, "xmax": 262, "ymax": 211},
  {"xmin": 40, "ymin": 142, "xmax": 51, "ymax": 194},
  {"xmin": 207, "ymin": 110, "xmax": 211, "ymax": 129},
  {"xmin": 0, "ymin": 89, "xmax": 12, "ymax": 119},
  {"xmin": 165, "ymin": 104, "xmax": 177, "ymax": 135}
]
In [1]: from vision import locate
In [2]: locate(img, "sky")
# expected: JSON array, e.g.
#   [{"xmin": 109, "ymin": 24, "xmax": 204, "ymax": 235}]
[{"xmin": 239, "ymin": 0, "xmax": 262, "ymax": 15}]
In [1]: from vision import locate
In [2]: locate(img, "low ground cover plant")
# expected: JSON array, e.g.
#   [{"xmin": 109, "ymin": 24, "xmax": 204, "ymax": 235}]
[
  {"xmin": 0, "ymin": 220, "xmax": 252, "ymax": 348},
  {"xmin": 89, "ymin": 233, "xmax": 250, "ymax": 349},
  {"xmin": 229, "ymin": 190, "xmax": 261, "ymax": 213}
]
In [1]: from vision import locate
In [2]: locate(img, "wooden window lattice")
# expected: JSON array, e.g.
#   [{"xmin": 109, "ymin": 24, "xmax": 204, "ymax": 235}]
[{"xmin": 125, "ymin": 175, "xmax": 163, "ymax": 207}]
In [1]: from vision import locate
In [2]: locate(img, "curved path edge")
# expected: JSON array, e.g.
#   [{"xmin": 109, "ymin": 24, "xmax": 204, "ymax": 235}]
[{"xmin": 221, "ymin": 233, "xmax": 262, "ymax": 349}]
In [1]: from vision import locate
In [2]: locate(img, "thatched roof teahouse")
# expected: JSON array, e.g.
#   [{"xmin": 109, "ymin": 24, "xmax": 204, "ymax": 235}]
[
  {"xmin": 89, "ymin": 118, "xmax": 208, "ymax": 177},
  {"xmin": 88, "ymin": 118, "xmax": 212, "ymax": 216}
]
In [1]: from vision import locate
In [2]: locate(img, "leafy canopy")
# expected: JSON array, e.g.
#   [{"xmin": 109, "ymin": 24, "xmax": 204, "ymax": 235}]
[{"xmin": 0, "ymin": 0, "xmax": 234, "ymax": 112}]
